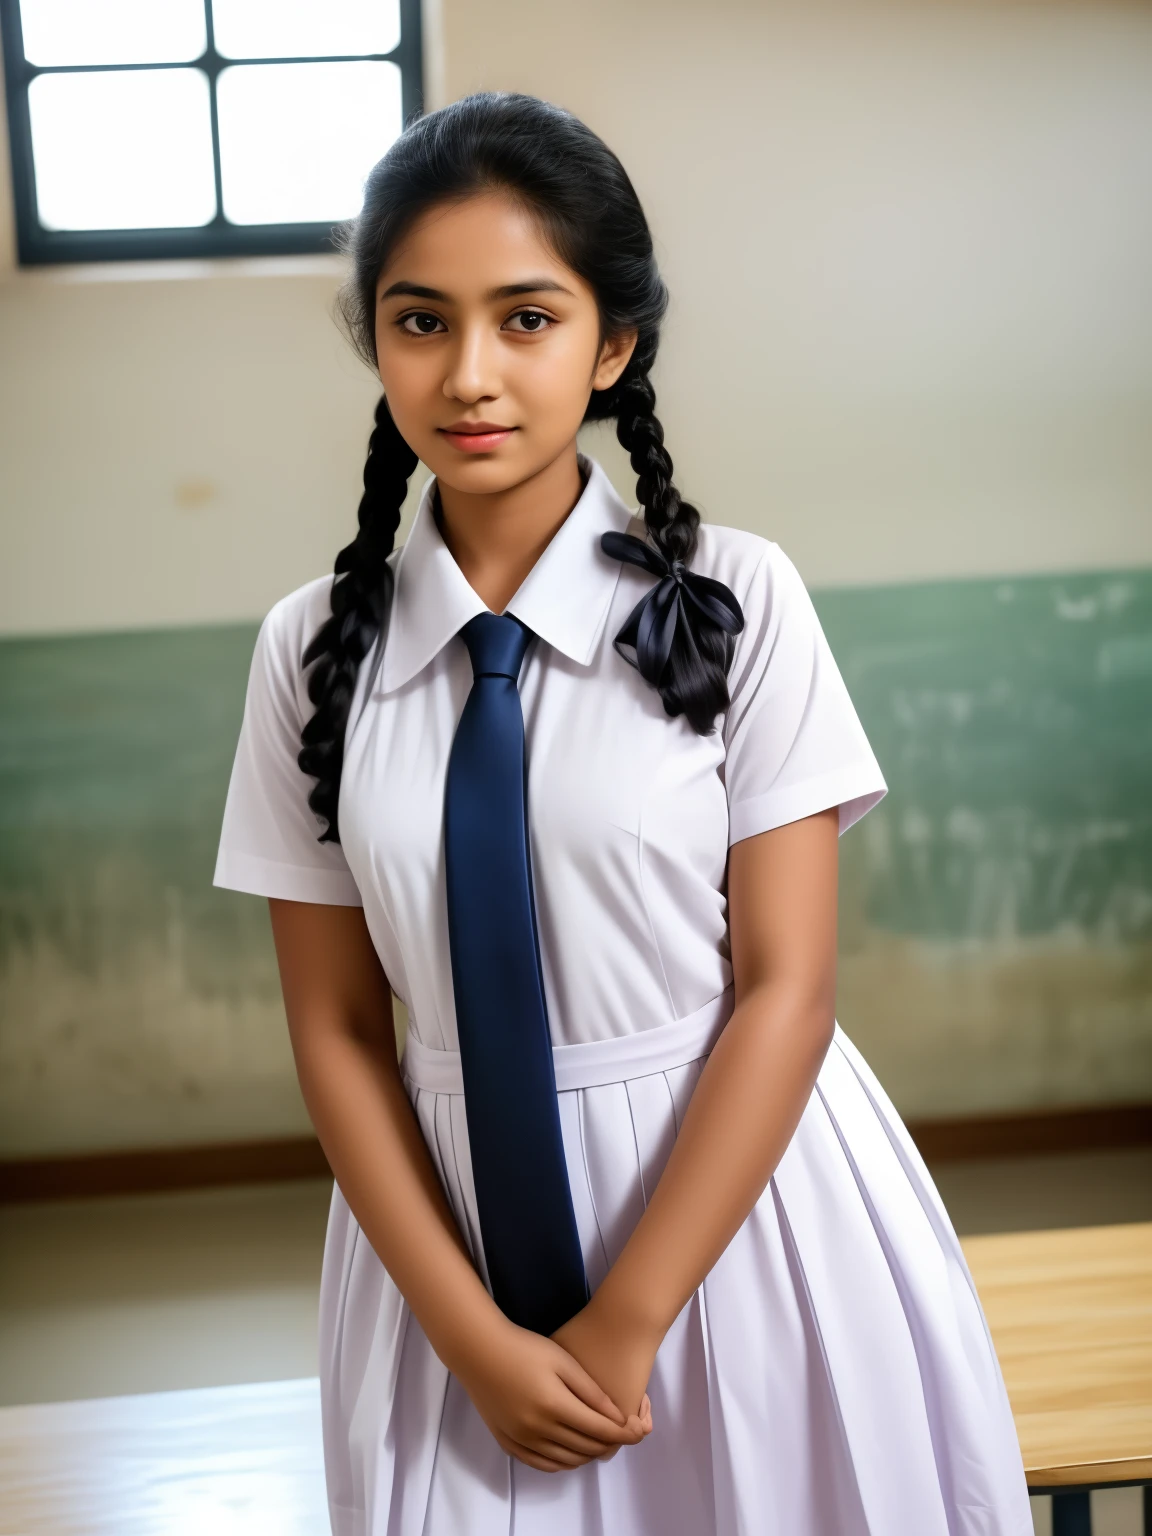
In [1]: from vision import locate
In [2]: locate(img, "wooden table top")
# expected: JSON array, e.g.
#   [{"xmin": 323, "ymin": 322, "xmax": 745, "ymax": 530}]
[
  {"xmin": 961, "ymin": 1221, "xmax": 1152, "ymax": 1489},
  {"xmin": 0, "ymin": 1378, "xmax": 328, "ymax": 1535}
]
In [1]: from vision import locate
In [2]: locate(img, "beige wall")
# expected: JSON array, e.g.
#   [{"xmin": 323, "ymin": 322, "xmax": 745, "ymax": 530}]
[
  {"xmin": 440, "ymin": 0, "xmax": 1152, "ymax": 588},
  {"xmin": 0, "ymin": 259, "xmax": 384, "ymax": 635},
  {"xmin": 2, "ymin": 0, "xmax": 1151, "ymax": 637}
]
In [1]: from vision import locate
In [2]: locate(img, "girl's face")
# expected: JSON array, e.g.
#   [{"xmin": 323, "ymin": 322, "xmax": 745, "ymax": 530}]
[{"xmin": 374, "ymin": 191, "xmax": 635, "ymax": 497}]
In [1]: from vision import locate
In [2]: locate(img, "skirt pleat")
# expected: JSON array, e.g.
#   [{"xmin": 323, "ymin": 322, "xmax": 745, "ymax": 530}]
[{"xmin": 318, "ymin": 1027, "xmax": 1034, "ymax": 1535}]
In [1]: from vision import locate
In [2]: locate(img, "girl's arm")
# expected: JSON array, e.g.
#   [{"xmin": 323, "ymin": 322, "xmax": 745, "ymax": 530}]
[
  {"xmin": 552, "ymin": 807, "xmax": 840, "ymax": 1417},
  {"xmin": 267, "ymin": 897, "xmax": 650, "ymax": 1471}
]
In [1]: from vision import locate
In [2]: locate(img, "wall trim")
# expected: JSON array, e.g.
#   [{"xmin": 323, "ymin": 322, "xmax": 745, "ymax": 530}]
[
  {"xmin": 1, "ymin": 1102, "xmax": 1150, "ymax": 1204},
  {"xmin": 0, "ymin": 1137, "xmax": 331, "ymax": 1204},
  {"xmin": 907, "ymin": 1101, "xmax": 1152, "ymax": 1162}
]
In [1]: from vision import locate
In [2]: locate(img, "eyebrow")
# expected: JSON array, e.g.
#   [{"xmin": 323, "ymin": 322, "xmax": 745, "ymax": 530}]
[{"xmin": 379, "ymin": 278, "xmax": 573, "ymax": 303}]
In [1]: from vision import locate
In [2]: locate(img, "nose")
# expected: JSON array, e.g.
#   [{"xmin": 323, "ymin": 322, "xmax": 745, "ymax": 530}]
[{"xmin": 442, "ymin": 320, "xmax": 501, "ymax": 405}]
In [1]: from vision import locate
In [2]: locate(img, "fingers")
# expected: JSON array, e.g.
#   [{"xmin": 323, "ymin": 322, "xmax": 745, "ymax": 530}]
[
  {"xmin": 518, "ymin": 1381, "xmax": 652, "ymax": 1470},
  {"xmin": 496, "ymin": 1405, "xmax": 653, "ymax": 1474},
  {"xmin": 537, "ymin": 1422, "xmax": 626, "ymax": 1460},
  {"xmin": 496, "ymin": 1433, "xmax": 568, "ymax": 1474},
  {"xmin": 472, "ymin": 1332, "xmax": 655, "ymax": 1477},
  {"xmin": 601, "ymin": 1394, "xmax": 654, "ymax": 1458},
  {"xmin": 504, "ymin": 1433, "xmax": 631, "ymax": 1474},
  {"xmin": 499, "ymin": 1430, "xmax": 601, "ymax": 1473},
  {"xmin": 552, "ymin": 1350, "xmax": 628, "ymax": 1425},
  {"xmin": 550, "ymin": 1348, "xmax": 653, "ymax": 1442},
  {"xmin": 536, "ymin": 1436, "xmax": 610, "ymax": 1467},
  {"xmin": 630, "ymin": 1395, "xmax": 653, "ymax": 1435},
  {"xmin": 550, "ymin": 1389, "xmax": 647, "ymax": 1447}
]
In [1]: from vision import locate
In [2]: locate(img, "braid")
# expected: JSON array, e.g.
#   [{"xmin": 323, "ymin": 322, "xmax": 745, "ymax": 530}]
[
  {"xmin": 613, "ymin": 369, "xmax": 738, "ymax": 734},
  {"xmin": 299, "ymin": 395, "xmax": 417, "ymax": 842}
]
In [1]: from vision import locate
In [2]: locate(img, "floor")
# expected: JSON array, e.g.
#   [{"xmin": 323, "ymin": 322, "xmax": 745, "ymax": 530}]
[
  {"xmin": 0, "ymin": 1179, "xmax": 331, "ymax": 1407},
  {"xmin": 1, "ymin": 1148, "xmax": 1150, "ymax": 1533}
]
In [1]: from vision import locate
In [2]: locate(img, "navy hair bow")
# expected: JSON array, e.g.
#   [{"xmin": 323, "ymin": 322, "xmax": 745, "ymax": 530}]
[{"xmin": 600, "ymin": 530, "xmax": 745, "ymax": 684}]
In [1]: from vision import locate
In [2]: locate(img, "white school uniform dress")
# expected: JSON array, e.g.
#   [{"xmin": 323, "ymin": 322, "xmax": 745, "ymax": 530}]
[{"xmin": 214, "ymin": 456, "xmax": 1033, "ymax": 1536}]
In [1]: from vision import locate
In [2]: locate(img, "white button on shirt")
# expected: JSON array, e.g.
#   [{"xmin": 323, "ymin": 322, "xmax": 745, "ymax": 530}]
[
  {"xmin": 213, "ymin": 456, "xmax": 1035, "ymax": 1536},
  {"xmin": 215, "ymin": 454, "xmax": 886, "ymax": 1053}
]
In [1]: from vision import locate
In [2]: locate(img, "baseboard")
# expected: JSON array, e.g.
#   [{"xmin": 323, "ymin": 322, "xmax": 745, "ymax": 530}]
[
  {"xmin": 906, "ymin": 1101, "xmax": 1152, "ymax": 1162},
  {"xmin": 0, "ymin": 1136, "xmax": 331, "ymax": 1204},
  {"xmin": 1, "ymin": 1102, "xmax": 1149, "ymax": 1204}
]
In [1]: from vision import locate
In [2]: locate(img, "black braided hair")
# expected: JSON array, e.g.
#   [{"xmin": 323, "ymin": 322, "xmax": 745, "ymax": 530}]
[
  {"xmin": 608, "ymin": 369, "xmax": 738, "ymax": 733},
  {"xmin": 303, "ymin": 92, "xmax": 739, "ymax": 840},
  {"xmin": 298, "ymin": 395, "xmax": 416, "ymax": 840}
]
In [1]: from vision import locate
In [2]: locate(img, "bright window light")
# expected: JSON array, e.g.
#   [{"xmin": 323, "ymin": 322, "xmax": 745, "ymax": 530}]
[
  {"xmin": 216, "ymin": 61, "xmax": 401, "ymax": 225},
  {"xmin": 2, "ymin": 0, "xmax": 419, "ymax": 258},
  {"xmin": 18, "ymin": 0, "xmax": 206, "ymax": 67},
  {"xmin": 28, "ymin": 69, "xmax": 217, "ymax": 231},
  {"xmin": 212, "ymin": 0, "xmax": 401, "ymax": 61}
]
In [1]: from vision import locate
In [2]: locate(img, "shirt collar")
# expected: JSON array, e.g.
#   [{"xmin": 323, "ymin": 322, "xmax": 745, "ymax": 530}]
[{"xmin": 377, "ymin": 454, "xmax": 637, "ymax": 693}]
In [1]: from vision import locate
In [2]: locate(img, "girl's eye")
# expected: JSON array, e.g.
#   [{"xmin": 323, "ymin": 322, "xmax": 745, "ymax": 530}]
[
  {"xmin": 400, "ymin": 312, "xmax": 445, "ymax": 335},
  {"xmin": 504, "ymin": 310, "xmax": 553, "ymax": 333}
]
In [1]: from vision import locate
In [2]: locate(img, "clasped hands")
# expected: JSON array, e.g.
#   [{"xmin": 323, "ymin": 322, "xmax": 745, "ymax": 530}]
[{"xmin": 453, "ymin": 1290, "xmax": 661, "ymax": 1474}]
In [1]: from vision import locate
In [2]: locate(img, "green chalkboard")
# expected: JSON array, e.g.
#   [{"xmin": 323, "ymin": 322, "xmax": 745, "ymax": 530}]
[
  {"xmin": 0, "ymin": 625, "xmax": 296, "ymax": 1157},
  {"xmin": 0, "ymin": 624, "xmax": 268, "ymax": 992},
  {"xmin": 815, "ymin": 570, "xmax": 1152, "ymax": 944}
]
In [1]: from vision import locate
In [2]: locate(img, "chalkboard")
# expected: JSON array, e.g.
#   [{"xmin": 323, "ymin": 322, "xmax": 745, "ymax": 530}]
[{"xmin": 816, "ymin": 570, "xmax": 1152, "ymax": 944}]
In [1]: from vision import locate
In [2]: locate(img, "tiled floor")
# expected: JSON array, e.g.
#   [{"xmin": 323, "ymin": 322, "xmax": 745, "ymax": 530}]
[{"xmin": 1, "ymin": 1148, "xmax": 1150, "ymax": 1533}]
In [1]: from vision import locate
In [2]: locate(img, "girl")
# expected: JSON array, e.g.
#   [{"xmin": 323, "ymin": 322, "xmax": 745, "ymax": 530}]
[{"xmin": 215, "ymin": 93, "xmax": 1033, "ymax": 1535}]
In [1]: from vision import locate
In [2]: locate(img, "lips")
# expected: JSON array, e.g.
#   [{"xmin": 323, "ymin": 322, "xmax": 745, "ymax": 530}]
[{"xmin": 438, "ymin": 422, "xmax": 517, "ymax": 453}]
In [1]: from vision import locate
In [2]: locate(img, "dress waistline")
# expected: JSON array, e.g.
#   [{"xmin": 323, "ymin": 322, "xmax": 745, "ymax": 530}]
[{"xmin": 402, "ymin": 985, "xmax": 736, "ymax": 1096}]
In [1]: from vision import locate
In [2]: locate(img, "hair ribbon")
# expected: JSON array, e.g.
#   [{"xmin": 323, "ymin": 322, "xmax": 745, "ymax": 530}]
[{"xmin": 600, "ymin": 530, "xmax": 744, "ymax": 684}]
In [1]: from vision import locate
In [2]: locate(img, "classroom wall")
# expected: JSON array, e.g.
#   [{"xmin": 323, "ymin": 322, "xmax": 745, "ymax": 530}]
[
  {"xmin": 1, "ymin": 0, "xmax": 1150, "ymax": 1156},
  {"xmin": 439, "ymin": 0, "xmax": 1152, "ymax": 588}
]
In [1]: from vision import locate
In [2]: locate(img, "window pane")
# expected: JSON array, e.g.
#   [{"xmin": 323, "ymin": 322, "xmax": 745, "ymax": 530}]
[
  {"xmin": 212, "ymin": 0, "xmax": 400, "ymax": 60},
  {"xmin": 29, "ymin": 70, "xmax": 217, "ymax": 231},
  {"xmin": 217, "ymin": 62, "xmax": 401, "ymax": 225},
  {"xmin": 19, "ymin": 0, "xmax": 206, "ymax": 67}
]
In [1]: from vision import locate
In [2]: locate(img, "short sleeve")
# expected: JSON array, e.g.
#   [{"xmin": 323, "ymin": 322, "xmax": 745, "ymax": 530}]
[
  {"xmin": 723, "ymin": 542, "xmax": 887, "ymax": 845},
  {"xmin": 213, "ymin": 578, "xmax": 363, "ymax": 906}
]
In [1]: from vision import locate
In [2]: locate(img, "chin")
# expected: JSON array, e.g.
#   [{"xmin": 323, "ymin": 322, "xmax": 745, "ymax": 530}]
[{"xmin": 430, "ymin": 451, "xmax": 542, "ymax": 497}]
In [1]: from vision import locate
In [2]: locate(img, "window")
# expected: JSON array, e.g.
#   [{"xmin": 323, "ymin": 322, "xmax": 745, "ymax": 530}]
[{"xmin": 0, "ymin": 0, "xmax": 422, "ymax": 264}]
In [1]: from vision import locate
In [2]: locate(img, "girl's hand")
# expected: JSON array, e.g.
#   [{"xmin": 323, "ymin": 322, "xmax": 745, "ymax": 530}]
[
  {"xmin": 552, "ymin": 1296, "xmax": 660, "ymax": 1430},
  {"xmin": 451, "ymin": 1313, "xmax": 651, "ymax": 1473}
]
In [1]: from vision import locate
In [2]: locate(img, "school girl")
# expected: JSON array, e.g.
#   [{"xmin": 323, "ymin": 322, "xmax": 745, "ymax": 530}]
[{"xmin": 214, "ymin": 92, "xmax": 1034, "ymax": 1535}]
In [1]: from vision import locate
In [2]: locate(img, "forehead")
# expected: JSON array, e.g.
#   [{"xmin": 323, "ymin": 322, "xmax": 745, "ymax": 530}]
[{"xmin": 375, "ymin": 191, "xmax": 583, "ymax": 297}]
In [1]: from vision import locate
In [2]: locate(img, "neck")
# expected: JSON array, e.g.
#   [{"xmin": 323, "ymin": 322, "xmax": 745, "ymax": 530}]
[{"xmin": 435, "ymin": 442, "xmax": 585, "ymax": 614}]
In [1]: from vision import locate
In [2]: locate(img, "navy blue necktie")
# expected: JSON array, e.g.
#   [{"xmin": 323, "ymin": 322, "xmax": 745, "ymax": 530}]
[{"xmin": 443, "ymin": 611, "xmax": 589, "ymax": 1336}]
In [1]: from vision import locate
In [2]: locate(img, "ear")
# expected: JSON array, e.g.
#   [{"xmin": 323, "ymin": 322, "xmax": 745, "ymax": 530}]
[{"xmin": 591, "ymin": 328, "xmax": 638, "ymax": 393}]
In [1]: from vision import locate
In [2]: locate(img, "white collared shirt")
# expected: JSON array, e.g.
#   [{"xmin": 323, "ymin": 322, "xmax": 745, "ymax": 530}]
[{"xmin": 214, "ymin": 456, "xmax": 886, "ymax": 1049}]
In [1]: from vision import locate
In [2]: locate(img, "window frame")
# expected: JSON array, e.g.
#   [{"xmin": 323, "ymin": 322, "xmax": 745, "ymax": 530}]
[{"xmin": 0, "ymin": 0, "xmax": 423, "ymax": 265}]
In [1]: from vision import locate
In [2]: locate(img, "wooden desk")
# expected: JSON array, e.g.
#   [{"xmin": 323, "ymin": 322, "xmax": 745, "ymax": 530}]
[
  {"xmin": 962, "ymin": 1221, "xmax": 1152, "ymax": 1536},
  {"xmin": 0, "ymin": 1378, "xmax": 328, "ymax": 1536}
]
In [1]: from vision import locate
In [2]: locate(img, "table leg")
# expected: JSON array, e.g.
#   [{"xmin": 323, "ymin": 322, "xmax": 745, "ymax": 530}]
[
  {"xmin": 1143, "ymin": 1484, "xmax": 1151, "ymax": 1536},
  {"xmin": 1051, "ymin": 1491, "xmax": 1091, "ymax": 1536}
]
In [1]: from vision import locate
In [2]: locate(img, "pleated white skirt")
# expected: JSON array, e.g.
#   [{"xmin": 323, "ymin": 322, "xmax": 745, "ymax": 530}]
[{"xmin": 317, "ymin": 1006, "xmax": 1034, "ymax": 1535}]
